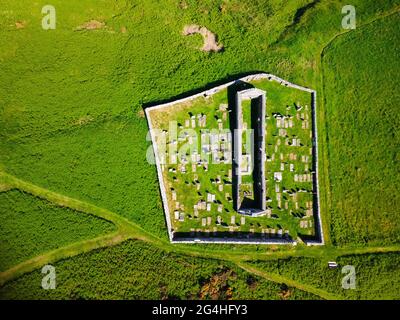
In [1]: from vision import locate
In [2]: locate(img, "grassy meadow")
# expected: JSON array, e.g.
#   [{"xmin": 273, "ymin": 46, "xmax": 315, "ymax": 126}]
[
  {"xmin": 0, "ymin": 190, "xmax": 116, "ymax": 271},
  {"xmin": 322, "ymin": 12, "xmax": 400, "ymax": 246},
  {"xmin": 0, "ymin": 0, "xmax": 399, "ymax": 299},
  {"xmin": 0, "ymin": 240, "xmax": 319, "ymax": 300},
  {"xmin": 249, "ymin": 252, "xmax": 400, "ymax": 300}
]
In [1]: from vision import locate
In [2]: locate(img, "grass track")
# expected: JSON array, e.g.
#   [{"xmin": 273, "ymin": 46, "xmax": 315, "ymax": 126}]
[
  {"xmin": 315, "ymin": 6, "xmax": 400, "ymax": 248},
  {"xmin": 1, "ymin": 171, "xmax": 399, "ymax": 299},
  {"xmin": 236, "ymin": 262, "xmax": 342, "ymax": 300},
  {"xmin": 1, "ymin": 2, "xmax": 399, "ymax": 299},
  {"xmin": 319, "ymin": 9, "xmax": 400, "ymax": 247}
]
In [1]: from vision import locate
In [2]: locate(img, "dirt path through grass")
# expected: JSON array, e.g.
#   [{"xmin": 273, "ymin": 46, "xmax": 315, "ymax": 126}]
[
  {"xmin": 1, "ymin": 171, "xmax": 400, "ymax": 299},
  {"xmin": 317, "ymin": 6, "xmax": 400, "ymax": 247},
  {"xmin": 2, "ymin": 6, "xmax": 400, "ymax": 296},
  {"xmin": 236, "ymin": 262, "xmax": 342, "ymax": 300}
]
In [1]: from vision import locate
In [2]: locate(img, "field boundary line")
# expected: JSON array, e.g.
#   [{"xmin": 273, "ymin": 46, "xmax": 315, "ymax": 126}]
[
  {"xmin": 2, "ymin": 171, "xmax": 400, "ymax": 258},
  {"xmin": 0, "ymin": 231, "xmax": 130, "ymax": 287},
  {"xmin": 145, "ymin": 73, "xmax": 324, "ymax": 245},
  {"xmin": 317, "ymin": 6, "xmax": 400, "ymax": 246},
  {"xmin": 0, "ymin": 171, "xmax": 163, "ymax": 242},
  {"xmin": 236, "ymin": 262, "xmax": 342, "ymax": 300},
  {"xmin": 320, "ymin": 6, "xmax": 400, "ymax": 60},
  {"xmin": 1, "ymin": 171, "xmax": 400, "ymax": 287}
]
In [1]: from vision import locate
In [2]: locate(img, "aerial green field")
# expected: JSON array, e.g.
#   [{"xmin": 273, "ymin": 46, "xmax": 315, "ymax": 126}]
[
  {"xmin": 322, "ymin": 13, "xmax": 400, "ymax": 246},
  {"xmin": 0, "ymin": 240, "xmax": 319, "ymax": 300},
  {"xmin": 0, "ymin": 190, "xmax": 116, "ymax": 271},
  {"xmin": 249, "ymin": 252, "xmax": 400, "ymax": 300},
  {"xmin": 0, "ymin": 0, "xmax": 399, "ymax": 300}
]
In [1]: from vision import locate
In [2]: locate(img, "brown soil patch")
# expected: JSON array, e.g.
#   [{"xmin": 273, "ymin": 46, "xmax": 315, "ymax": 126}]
[
  {"xmin": 199, "ymin": 268, "xmax": 235, "ymax": 299},
  {"xmin": 179, "ymin": 1, "xmax": 188, "ymax": 9},
  {"xmin": 278, "ymin": 284, "xmax": 293, "ymax": 300},
  {"xmin": 137, "ymin": 109, "xmax": 145, "ymax": 118},
  {"xmin": 279, "ymin": 288, "xmax": 293, "ymax": 299},
  {"xmin": 182, "ymin": 24, "xmax": 223, "ymax": 52},
  {"xmin": 0, "ymin": 183, "xmax": 12, "ymax": 192},
  {"xmin": 76, "ymin": 20, "xmax": 105, "ymax": 31},
  {"xmin": 246, "ymin": 275, "xmax": 258, "ymax": 290},
  {"xmin": 15, "ymin": 21, "xmax": 26, "ymax": 29},
  {"xmin": 110, "ymin": 234, "xmax": 125, "ymax": 245},
  {"xmin": 219, "ymin": 4, "xmax": 228, "ymax": 13},
  {"xmin": 73, "ymin": 115, "xmax": 94, "ymax": 126}
]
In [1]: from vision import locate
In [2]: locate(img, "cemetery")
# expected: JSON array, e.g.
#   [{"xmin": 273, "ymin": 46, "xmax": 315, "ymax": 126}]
[
  {"xmin": 1, "ymin": 1, "xmax": 397, "ymax": 300},
  {"xmin": 146, "ymin": 73, "xmax": 323, "ymax": 245}
]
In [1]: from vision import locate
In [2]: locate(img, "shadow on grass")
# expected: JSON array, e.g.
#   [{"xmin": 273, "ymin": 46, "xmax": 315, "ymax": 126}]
[{"xmin": 141, "ymin": 71, "xmax": 267, "ymax": 110}]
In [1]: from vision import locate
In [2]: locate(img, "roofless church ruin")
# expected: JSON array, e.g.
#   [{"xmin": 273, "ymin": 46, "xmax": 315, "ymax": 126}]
[
  {"xmin": 233, "ymin": 89, "xmax": 266, "ymax": 216},
  {"xmin": 146, "ymin": 73, "xmax": 324, "ymax": 245}
]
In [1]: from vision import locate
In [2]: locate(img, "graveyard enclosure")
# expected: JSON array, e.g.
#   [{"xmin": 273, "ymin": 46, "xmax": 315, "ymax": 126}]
[
  {"xmin": 1, "ymin": 0, "xmax": 398, "ymax": 300},
  {"xmin": 146, "ymin": 73, "xmax": 324, "ymax": 244},
  {"xmin": 233, "ymin": 89, "xmax": 266, "ymax": 214}
]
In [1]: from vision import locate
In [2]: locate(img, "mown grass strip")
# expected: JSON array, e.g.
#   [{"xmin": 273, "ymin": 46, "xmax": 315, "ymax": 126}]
[
  {"xmin": 1, "ymin": 171, "xmax": 400, "ymax": 288},
  {"xmin": 0, "ymin": 231, "xmax": 129, "ymax": 287},
  {"xmin": 236, "ymin": 262, "xmax": 342, "ymax": 300},
  {"xmin": 0, "ymin": 171, "xmax": 161, "ymax": 241}
]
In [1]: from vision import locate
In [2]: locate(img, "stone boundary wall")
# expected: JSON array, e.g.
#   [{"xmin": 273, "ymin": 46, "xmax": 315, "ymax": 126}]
[
  {"xmin": 171, "ymin": 237, "xmax": 294, "ymax": 245},
  {"xmin": 307, "ymin": 91, "xmax": 325, "ymax": 246},
  {"xmin": 145, "ymin": 73, "xmax": 323, "ymax": 245},
  {"xmin": 233, "ymin": 89, "xmax": 267, "ymax": 212}
]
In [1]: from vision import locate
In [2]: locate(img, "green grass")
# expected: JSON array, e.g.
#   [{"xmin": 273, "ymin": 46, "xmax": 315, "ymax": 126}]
[
  {"xmin": 0, "ymin": 239, "xmax": 319, "ymax": 300},
  {"xmin": 322, "ymin": 12, "xmax": 400, "ymax": 246},
  {"xmin": 249, "ymin": 252, "xmax": 400, "ymax": 299},
  {"xmin": 1, "ymin": 0, "xmax": 307, "ymax": 241},
  {"xmin": 1, "ymin": 0, "xmax": 398, "ymax": 248},
  {"xmin": 0, "ymin": 0, "xmax": 399, "ymax": 299},
  {"xmin": 1, "ymin": 117, "xmax": 167, "ymax": 238},
  {"xmin": 0, "ymin": 190, "xmax": 116, "ymax": 271}
]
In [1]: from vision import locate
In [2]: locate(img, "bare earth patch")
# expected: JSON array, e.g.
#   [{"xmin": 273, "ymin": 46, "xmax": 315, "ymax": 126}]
[
  {"xmin": 182, "ymin": 24, "xmax": 224, "ymax": 52},
  {"xmin": 0, "ymin": 172, "xmax": 12, "ymax": 192},
  {"xmin": 278, "ymin": 284, "xmax": 293, "ymax": 300},
  {"xmin": 0, "ymin": 183, "xmax": 12, "ymax": 192},
  {"xmin": 199, "ymin": 268, "xmax": 235, "ymax": 299},
  {"xmin": 73, "ymin": 115, "xmax": 94, "ymax": 126},
  {"xmin": 179, "ymin": 1, "xmax": 188, "ymax": 10},
  {"xmin": 15, "ymin": 21, "xmax": 26, "ymax": 29},
  {"xmin": 76, "ymin": 20, "xmax": 106, "ymax": 31}
]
